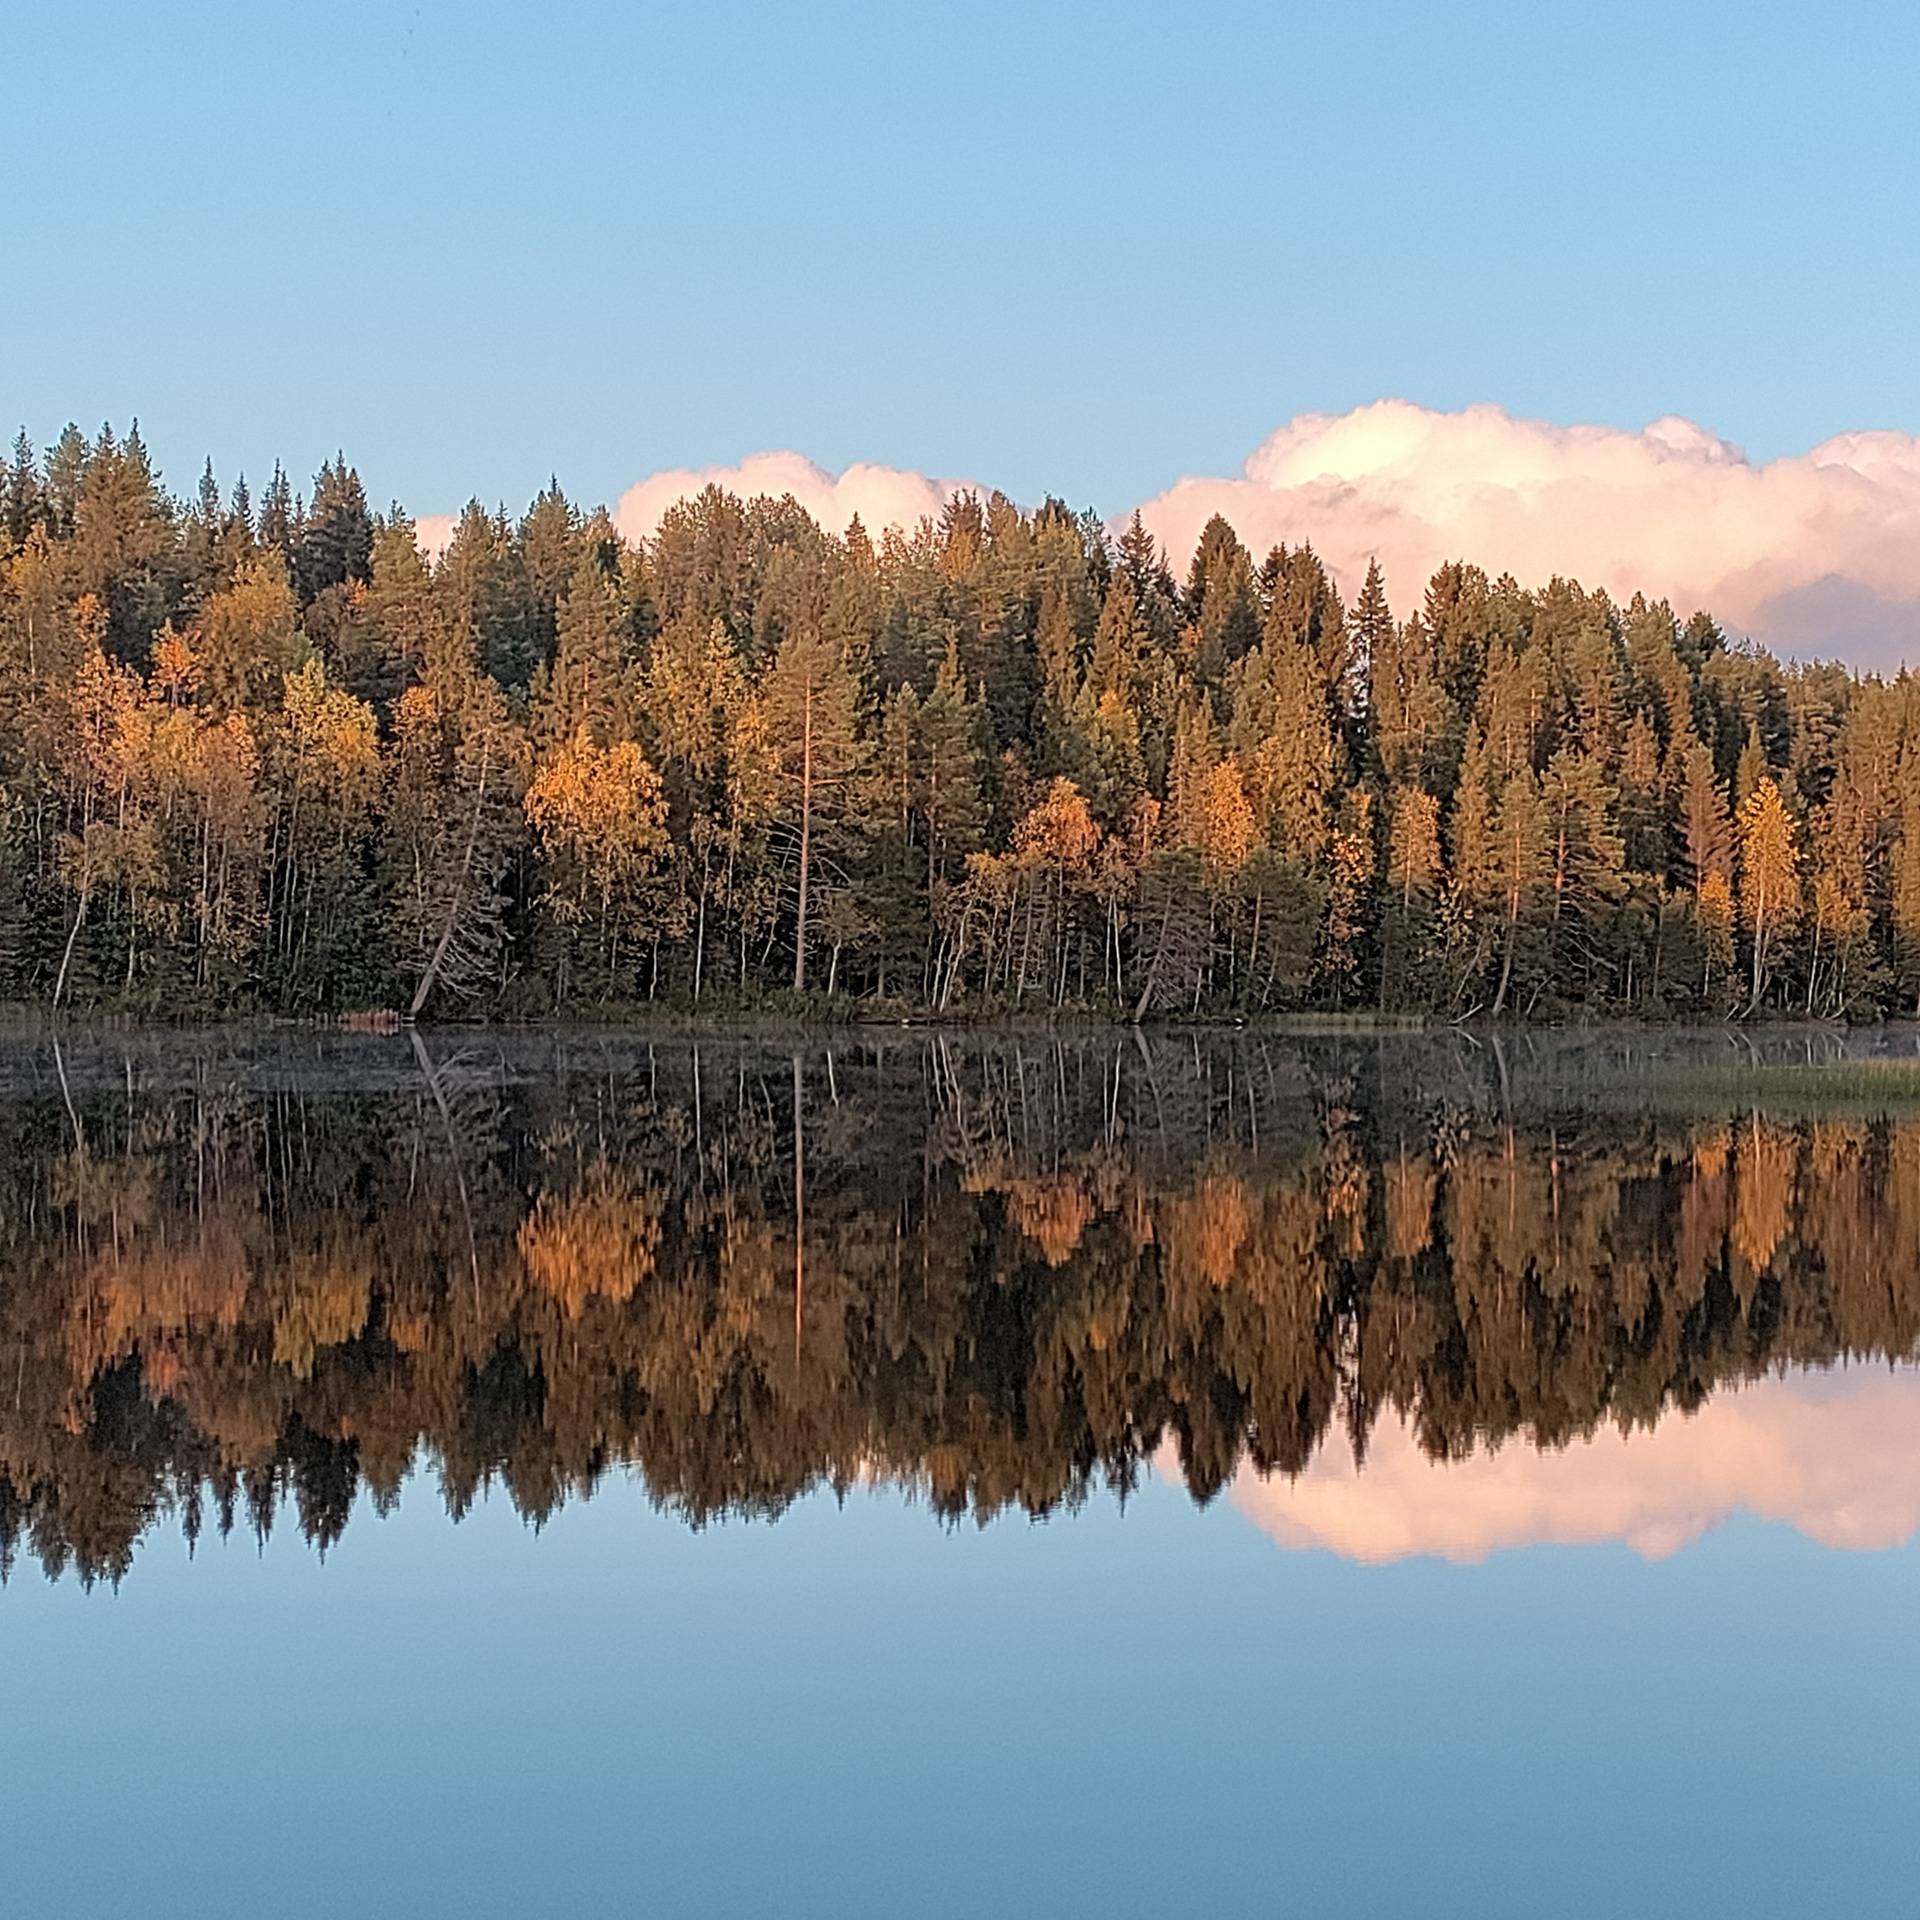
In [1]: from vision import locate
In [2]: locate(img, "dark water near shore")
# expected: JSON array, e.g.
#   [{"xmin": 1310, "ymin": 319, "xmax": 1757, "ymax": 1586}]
[{"xmin": 3, "ymin": 1028, "xmax": 1916, "ymax": 1917}]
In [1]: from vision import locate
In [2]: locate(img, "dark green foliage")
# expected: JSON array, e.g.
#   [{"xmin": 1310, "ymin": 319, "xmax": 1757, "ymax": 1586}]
[{"xmin": 1, "ymin": 421, "xmax": 1916, "ymax": 1021}]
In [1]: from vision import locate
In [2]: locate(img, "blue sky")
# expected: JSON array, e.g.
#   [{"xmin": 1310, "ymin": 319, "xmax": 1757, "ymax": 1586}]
[
  {"xmin": 10, "ymin": 1475, "xmax": 1920, "ymax": 1916},
  {"xmin": 10, "ymin": 0, "xmax": 1920, "ymax": 521}
]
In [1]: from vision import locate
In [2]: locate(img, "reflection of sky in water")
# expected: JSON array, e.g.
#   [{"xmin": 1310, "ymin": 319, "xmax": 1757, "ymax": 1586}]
[
  {"xmin": 7, "ymin": 1437, "xmax": 1916, "ymax": 1920},
  {"xmin": 8, "ymin": 1033, "xmax": 1920, "ymax": 1916},
  {"xmin": 1216, "ymin": 1364, "xmax": 1920, "ymax": 1563}
]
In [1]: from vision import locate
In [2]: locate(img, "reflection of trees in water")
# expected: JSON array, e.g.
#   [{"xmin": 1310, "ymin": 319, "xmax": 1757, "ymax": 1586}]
[{"xmin": 2, "ymin": 1033, "xmax": 1918, "ymax": 1586}]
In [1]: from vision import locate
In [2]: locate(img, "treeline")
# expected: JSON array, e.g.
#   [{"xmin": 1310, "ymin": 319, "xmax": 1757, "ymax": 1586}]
[
  {"xmin": 4, "ymin": 1032, "xmax": 1917, "ymax": 1584},
  {"xmin": 3, "ymin": 423, "xmax": 1917, "ymax": 1019}
]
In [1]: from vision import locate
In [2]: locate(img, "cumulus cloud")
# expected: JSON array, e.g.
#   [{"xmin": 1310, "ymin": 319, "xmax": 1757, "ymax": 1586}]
[
  {"xmin": 1197, "ymin": 1369, "xmax": 1920, "ymax": 1566},
  {"xmin": 409, "ymin": 404, "xmax": 1920, "ymax": 668},
  {"xmin": 411, "ymin": 512, "xmax": 458, "ymax": 562},
  {"xmin": 612, "ymin": 450, "xmax": 970, "ymax": 546},
  {"xmin": 1132, "ymin": 402, "xmax": 1920, "ymax": 667},
  {"xmin": 406, "ymin": 454, "xmax": 967, "ymax": 564}
]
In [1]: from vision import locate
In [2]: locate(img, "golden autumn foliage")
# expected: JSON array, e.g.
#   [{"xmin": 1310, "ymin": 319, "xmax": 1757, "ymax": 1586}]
[
  {"xmin": 1738, "ymin": 778, "xmax": 1801, "ymax": 1006},
  {"xmin": 525, "ymin": 731, "xmax": 669, "ymax": 918},
  {"xmin": 5, "ymin": 1033, "xmax": 1920, "ymax": 1583},
  {"xmin": 1013, "ymin": 777, "xmax": 1101, "ymax": 871},
  {"xmin": 10, "ymin": 428, "xmax": 1920, "ymax": 1019},
  {"xmin": 518, "ymin": 1175, "xmax": 663, "ymax": 1317}
]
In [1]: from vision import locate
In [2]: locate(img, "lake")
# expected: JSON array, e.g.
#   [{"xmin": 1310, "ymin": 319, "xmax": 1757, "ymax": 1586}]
[{"xmin": 3, "ymin": 1027, "xmax": 1917, "ymax": 1918}]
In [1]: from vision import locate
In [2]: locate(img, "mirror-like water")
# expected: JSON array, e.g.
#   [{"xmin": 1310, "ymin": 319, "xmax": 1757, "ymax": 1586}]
[{"xmin": 4, "ymin": 1029, "xmax": 1916, "ymax": 1917}]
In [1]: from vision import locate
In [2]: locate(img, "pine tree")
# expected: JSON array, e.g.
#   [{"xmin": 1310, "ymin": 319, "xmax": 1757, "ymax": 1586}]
[
  {"xmin": 916, "ymin": 642, "xmax": 988, "ymax": 886},
  {"xmin": 1231, "ymin": 601, "xmax": 1335, "ymax": 865},
  {"xmin": 1734, "ymin": 722, "xmax": 1770, "ymax": 808},
  {"xmin": 438, "ymin": 502, "xmax": 537, "ymax": 690},
  {"xmin": 1617, "ymin": 710, "xmax": 1667, "ymax": 876},
  {"xmin": 1443, "ymin": 726, "xmax": 1498, "ymax": 1006},
  {"xmin": 760, "ymin": 624, "xmax": 864, "ymax": 991},
  {"xmin": 1370, "ymin": 610, "xmax": 1447, "ymax": 794},
  {"xmin": 1321, "ymin": 786, "xmax": 1376, "ymax": 997},
  {"xmin": 515, "ymin": 481, "xmax": 580, "ymax": 662}
]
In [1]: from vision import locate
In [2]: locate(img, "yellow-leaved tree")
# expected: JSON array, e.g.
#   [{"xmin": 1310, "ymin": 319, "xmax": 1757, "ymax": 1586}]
[
  {"xmin": 1737, "ymin": 777, "xmax": 1800, "ymax": 1011},
  {"xmin": 525, "ymin": 728, "xmax": 670, "ymax": 1001}
]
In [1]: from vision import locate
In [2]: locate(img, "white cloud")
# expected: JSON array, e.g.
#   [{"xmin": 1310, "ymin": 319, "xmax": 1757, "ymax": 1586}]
[
  {"xmin": 411, "ymin": 512, "xmax": 458, "ymax": 562},
  {"xmin": 409, "ymin": 404, "xmax": 1920, "ymax": 668},
  {"xmin": 612, "ymin": 450, "xmax": 970, "ymax": 546},
  {"xmin": 1197, "ymin": 1369, "xmax": 1920, "ymax": 1565},
  {"xmin": 1132, "ymin": 401, "xmax": 1920, "ymax": 667}
]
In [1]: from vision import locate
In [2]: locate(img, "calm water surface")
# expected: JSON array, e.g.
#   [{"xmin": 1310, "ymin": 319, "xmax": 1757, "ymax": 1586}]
[{"xmin": 3, "ymin": 1028, "xmax": 1917, "ymax": 1918}]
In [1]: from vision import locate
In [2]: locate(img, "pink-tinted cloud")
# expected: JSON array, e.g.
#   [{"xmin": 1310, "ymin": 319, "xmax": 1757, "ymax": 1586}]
[
  {"xmin": 1132, "ymin": 402, "xmax": 1920, "ymax": 666},
  {"xmin": 613, "ymin": 450, "xmax": 970, "ymax": 545},
  {"xmin": 1199, "ymin": 1368, "xmax": 1920, "ymax": 1566},
  {"xmin": 411, "ymin": 513, "xmax": 458, "ymax": 562},
  {"xmin": 410, "ymin": 405, "xmax": 1920, "ymax": 667},
  {"xmin": 408, "ymin": 459, "xmax": 963, "ymax": 569}
]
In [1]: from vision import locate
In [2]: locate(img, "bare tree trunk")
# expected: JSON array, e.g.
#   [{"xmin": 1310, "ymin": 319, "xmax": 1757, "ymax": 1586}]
[
  {"xmin": 692, "ymin": 845, "xmax": 710, "ymax": 1006},
  {"xmin": 53, "ymin": 874, "xmax": 93, "ymax": 1010},
  {"xmin": 791, "ymin": 1053, "xmax": 805, "ymax": 1360},
  {"xmin": 411, "ymin": 740, "xmax": 490, "ymax": 1018},
  {"xmin": 1491, "ymin": 908, "xmax": 1517, "ymax": 1017},
  {"xmin": 1133, "ymin": 885, "xmax": 1175, "ymax": 1023},
  {"xmin": 792, "ymin": 682, "xmax": 813, "ymax": 993}
]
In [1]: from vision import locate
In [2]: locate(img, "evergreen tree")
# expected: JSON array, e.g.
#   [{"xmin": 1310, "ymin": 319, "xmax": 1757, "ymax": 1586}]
[
  {"xmin": 43, "ymin": 424, "xmax": 88, "ymax": 535},
  {"xmin": 297, "ymin": 457, "xmax": 374, "ymax": 601},
  {"xmin": 760, "ymin": 623, "xmax": 864, "ymax": 991},
  {"xmin": 1379, "ymin": 784, "xmax": 1441, "ymax": 1010},
  {"xmin": 4, "ymin": 431, "xmax": 42, "ymax": 544},
  {"xmin": 1, "ymin": 424, "xmax": 1914, "ymax": 1021},
  {"xmin": 1183, "ymin": 516, "xmax": 1260, "ymax": 685},
  {"xmin": 530, "ymin": 551, "xmax": 634, "ymax": 748},
  {"xmin": 1891, "ymin": 751, "xmax": 1920, "ymax": 1014},
  {"xmin": 258, "ymin": 464, "xmax": 297, "ymax": 569}
]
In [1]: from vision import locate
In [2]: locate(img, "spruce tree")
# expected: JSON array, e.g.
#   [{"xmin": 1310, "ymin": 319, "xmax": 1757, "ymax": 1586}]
[{"xmin": 297, "ymin": 457, "xmax": 374, "ymax": 601}]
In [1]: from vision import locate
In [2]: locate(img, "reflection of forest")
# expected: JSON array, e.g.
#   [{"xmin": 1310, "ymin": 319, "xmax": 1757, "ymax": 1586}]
[{"xmin": 3, "ymin": 1033, "xmax": 1918, "ymax": 1586}]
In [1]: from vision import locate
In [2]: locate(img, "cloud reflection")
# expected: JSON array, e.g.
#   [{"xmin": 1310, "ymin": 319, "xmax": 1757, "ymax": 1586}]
[{"xmin": 1213, "ymin": 1369, "xmax": 1920, "ymax": 1564}]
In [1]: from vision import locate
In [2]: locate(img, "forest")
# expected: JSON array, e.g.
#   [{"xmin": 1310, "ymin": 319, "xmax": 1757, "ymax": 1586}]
[
  {"xmin": 3, "ymin": 1031, "xmax": 1916, "ymax": 1584},
  {"xmin": 2, "ymin": 423, "xmax": 1915, "ymax": 1021}
]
